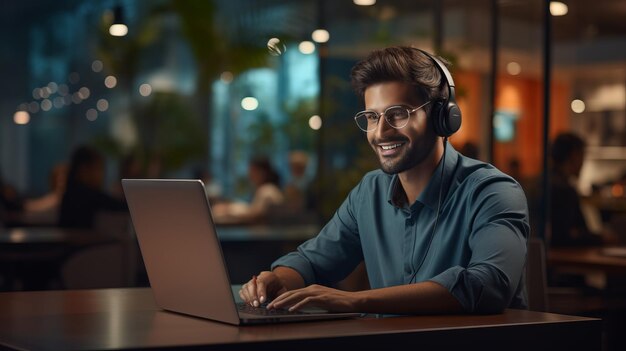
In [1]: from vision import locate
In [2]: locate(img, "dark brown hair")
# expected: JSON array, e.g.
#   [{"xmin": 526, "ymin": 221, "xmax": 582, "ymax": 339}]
[{"xmin": 350, "ymin": 46, "xmax": 450, "ymax": 107}]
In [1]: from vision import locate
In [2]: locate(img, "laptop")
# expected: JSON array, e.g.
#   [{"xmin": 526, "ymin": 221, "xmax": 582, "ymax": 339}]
[{"xmin": 122, "ymin": 179, "xmax": 361, "ymax": 325}]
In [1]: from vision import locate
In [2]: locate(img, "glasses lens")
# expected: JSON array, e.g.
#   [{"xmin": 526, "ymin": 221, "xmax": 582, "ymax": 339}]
[
  {"xmin": 385, "ymin": 107, "xmax": 409, "ymax": 128},
  {"xmin": 355, "ymin": 111, "xmax": 378, "ymax": 131}
]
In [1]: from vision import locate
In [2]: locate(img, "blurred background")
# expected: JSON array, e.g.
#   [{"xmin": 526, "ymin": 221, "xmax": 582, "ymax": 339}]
[{"xmin": 1, "ymin": 0, "xmax": 626, "ymax": 347}]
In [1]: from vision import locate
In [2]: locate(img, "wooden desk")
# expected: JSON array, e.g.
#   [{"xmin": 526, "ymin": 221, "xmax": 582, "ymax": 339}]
[
  {"xmin": 548, "ymin": 247, "xmax": 626, "ymax": 274},
  {"xmin": 0, "ymin": 288, "xmax": 601, "ymax": 351}
]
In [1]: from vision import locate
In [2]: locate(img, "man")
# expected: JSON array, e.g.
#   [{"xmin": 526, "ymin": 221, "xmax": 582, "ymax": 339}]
[{"xmin": 240, "ymin": 46, "xmax": 529, "ymax": 315}]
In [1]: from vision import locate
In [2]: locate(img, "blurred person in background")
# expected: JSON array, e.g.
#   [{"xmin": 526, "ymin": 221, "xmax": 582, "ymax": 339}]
[
  {"xmin": 283, "ymin": 150, "xmax": 311, "ymax": 212},
  {"xmin": 20, "ymin": 163, "xmax": 68, "ymax": 226},
  {"xmin": 58, "ymin": 145, "xmax": 127, "ymax": 229},
  {"xmin": 549, "ymin": 132, "xmax": 617, "ymax": 247},
  {"xmin": 212, "ymin": 156, "xmax": 284, "ymax": 224}
]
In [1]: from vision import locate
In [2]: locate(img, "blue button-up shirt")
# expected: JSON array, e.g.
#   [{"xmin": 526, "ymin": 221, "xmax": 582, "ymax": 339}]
[{"xmin": 272, "ymin": 144, "xmax": 529, "ymax": 313}]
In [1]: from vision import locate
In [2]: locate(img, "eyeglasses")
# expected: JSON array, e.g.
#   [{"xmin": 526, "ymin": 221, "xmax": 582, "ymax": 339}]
[{"xmin": 354, "ymin": 101, "xmax": 431, "ymax": 132}]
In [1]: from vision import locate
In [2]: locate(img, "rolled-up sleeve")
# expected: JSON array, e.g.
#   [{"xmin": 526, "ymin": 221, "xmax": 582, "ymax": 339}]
[{"xmin": 429, "ymin": 177, "xmax": 529, "ymax": 314}]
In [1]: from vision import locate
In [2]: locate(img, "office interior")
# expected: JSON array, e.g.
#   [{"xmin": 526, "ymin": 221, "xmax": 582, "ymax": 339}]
[{"xmin": 0, "ymin": 0, "xmax": 625, "ymax": 349}]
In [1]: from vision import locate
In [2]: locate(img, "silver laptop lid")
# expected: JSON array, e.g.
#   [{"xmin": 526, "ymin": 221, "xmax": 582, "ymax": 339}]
[{"xmin": 122, "ymin": 179, "xmax": 240, "ymax": 325}]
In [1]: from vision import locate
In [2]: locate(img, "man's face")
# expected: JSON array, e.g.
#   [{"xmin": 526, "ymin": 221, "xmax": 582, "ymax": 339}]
[{"xmin": 364, "ymin": 81, "xmax": 438, "ymax": 174}]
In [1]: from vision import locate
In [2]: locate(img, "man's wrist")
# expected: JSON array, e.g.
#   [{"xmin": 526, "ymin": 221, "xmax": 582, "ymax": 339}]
[{"xmin": 272, "ymin": 266, "xmax": 305, "ymax": 291}]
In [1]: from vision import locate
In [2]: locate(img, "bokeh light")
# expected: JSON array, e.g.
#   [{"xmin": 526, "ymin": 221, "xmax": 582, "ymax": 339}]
[
  {"xmin": 506, "ymin": 62, "xmax": 521, "ymax": 76},
  {"xmin": 309, "ymin": 115, "xmax": 322, "ymax": 130},
  {"xmin": 28, "ymin": 101, "xmax": 40, "ymax": 113},
  {"xmin": 298, "ymin": 41, "xmax": 315, "ymax": 54},
  {"xmin": 40, "ymin": 99, "xmax": 52, "ymax": 111},
  {"xmin": 97, "ymin": 99, "xmax": 109, "ymax": 112},
  {"xmin": 104, "ymin": 76, "xmax": 117, "ymax": 88},
  {"xmin": 312, "ymin": 29, "xmax": 330, "ymax": 43},
  {"xmin": 71, "ymin": 92, "xmax": 82, "ymax": 104},
  {"xmin": 267, "ymin": 38, "xmax": 286, "ymax": 56},
  {"xmin": 571, "ymin": 99, "xmax": 585, "ymax": 113},
  {"xmin": 91, "ymin": 60, "xmax": 103, "ymax": 72},
  {"xmin": 241, "ymin": 97, "xmax": 259, "ymax": 111},
  {"xmin": 109, "ymin": 24, "xmax": 128, "ymax": 36},
  {"xmin": 86, "ymin": 108, "xmax": 98, "ymax": 121},
  {"xmin": 47, "ymin": 82, "xmax": 58, "ymax": 94},
  {"xmin": 550, "ymin": 1, "xmax": 568, "ymax": 16},
  {"xmin": 139, "ymin": 83, "xmax": 152, "ymax": 97},
  {"xmin": 78, "ymin": 87, "xmax": 90, "ymax": 100},
  {"xmin": 14, "ymin": 111, "xmax": 30, "ymax": 125}
]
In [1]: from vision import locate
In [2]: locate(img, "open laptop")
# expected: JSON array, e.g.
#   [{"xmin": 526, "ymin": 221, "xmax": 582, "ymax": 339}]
[{"xmin": 122, "ymin": 179, "xmax": 361, "ymax": 325}]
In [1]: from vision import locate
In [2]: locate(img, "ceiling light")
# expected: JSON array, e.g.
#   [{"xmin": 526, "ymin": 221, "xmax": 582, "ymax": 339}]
[
  {"xmin": 109, "ymin": 6, "xmax": 128, "ymax": 36},
  {"xmin": 353, "ymin": 0, "xmax": 376, "ymax": 6},
  {"xmin": 549, "ymin": 2, "xmax": 568, "ymax": 16}
]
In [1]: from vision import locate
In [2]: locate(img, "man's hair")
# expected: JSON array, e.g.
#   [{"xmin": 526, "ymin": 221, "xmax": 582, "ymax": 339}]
[
  {"xmin": 350, "ymin": 46, "xmax": 450, "ymax": 106},
  {"xmin": 550, "ymin": 132, "xmax": 585, "ymax": 165}
]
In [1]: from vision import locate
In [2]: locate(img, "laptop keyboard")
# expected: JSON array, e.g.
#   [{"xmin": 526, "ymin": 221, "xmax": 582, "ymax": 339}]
[{"xmin": 237, "ymin": 302, "xmax": 309, "ymax": 316}]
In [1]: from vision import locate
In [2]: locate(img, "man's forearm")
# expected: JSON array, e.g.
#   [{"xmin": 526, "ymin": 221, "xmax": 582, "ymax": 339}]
[
  {"xmin": 354, "ymin": 281, "xmax": 464, "ymax": 315},
  {"xmin": 272, "ymin": 266, "xmax": 306, "ymax": 291}
]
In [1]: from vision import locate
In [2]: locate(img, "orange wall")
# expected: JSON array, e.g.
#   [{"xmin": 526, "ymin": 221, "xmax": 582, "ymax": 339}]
[
  {"xmin": 445, "ymin": 70, "xmax": 571, "ymax": 179},
  {"xmin": 493, "ymin": 76, "xmax": 570, "ymax": 178},
  {"xmin": 452, "ymin": 70, "xmax": 483, "ymax": 149}
]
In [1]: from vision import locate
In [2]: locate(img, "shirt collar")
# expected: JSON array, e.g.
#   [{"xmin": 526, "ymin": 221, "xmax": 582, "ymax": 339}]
[{"xmin": 387, "ymin": 142, "xmax": 459, "ymax": 211}]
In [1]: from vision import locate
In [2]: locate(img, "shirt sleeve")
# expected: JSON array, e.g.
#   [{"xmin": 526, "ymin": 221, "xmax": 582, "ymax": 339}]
[
  {"xmin": 429, "ymin": 175, "xmax": 529, "ymax": 314},
  {"xmin": 271, "ymin": 180, "xmax": 365, "ymax": 286}
]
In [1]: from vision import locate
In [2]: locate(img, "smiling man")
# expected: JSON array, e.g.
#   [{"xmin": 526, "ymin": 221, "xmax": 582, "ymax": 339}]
[{"xmin": 239, "ymin": 46, "xmax": 529, "ymax": 315}]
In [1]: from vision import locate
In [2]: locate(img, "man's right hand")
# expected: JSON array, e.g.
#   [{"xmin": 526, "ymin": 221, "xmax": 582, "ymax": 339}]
[
  {"xmin": 238, "ymin": 267, "xmax": 305, "ymax": 307},
  {"xmin": 239, "ymin": 271, "xmax": 286, "ymax": 307}
]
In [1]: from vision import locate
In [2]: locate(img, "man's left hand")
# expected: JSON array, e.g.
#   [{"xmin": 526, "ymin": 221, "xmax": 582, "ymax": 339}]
[{"xmin": 266, "ymin": 284, "xmax": 362, "ymax": 312}]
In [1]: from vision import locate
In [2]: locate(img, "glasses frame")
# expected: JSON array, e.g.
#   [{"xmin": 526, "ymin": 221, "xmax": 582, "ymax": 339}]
[{"xmin": 354, "ymin": 101, "xmax": 431, "ymax": 132}]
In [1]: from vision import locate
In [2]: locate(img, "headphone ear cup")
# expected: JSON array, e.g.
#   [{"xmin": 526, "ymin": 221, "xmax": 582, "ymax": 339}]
[
  {"xmin": 431, "ymin": 100, "xmax": 462, "ymax": 137},
  {"xmin": 442, "ymin": 102, "xmax": 462, "ymax": 137},
  {"xmin": 431, "ymin": 100, "xmax": 446, "ymax": 137}
]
